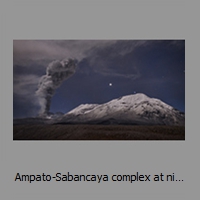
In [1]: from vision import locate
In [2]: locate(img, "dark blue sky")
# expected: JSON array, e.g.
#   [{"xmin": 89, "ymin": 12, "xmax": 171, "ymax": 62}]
[{"xmin": 13, "ymin": 40, "xmax": 185, "ymax": 118}]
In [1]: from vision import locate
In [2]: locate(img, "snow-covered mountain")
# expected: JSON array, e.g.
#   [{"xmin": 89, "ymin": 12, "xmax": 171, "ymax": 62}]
[{"xmin": 56, "ymin": 93, "xmax": 185, "ymax": 125}]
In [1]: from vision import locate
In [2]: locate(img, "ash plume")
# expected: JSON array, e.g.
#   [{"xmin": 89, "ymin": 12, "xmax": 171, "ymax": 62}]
[{"xmin": 36, "ymin": 58, "xmax": 77, "ymax": 117}]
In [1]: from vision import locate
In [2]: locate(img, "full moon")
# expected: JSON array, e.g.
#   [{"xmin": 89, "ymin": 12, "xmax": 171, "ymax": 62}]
[{"xmin": 109, "ymin": 83, "xmax": 112, "ymax": 86}]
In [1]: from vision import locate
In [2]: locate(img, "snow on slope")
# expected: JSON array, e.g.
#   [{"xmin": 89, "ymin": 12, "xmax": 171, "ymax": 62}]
[
  {"xmin": 67, "ymin": 104, "xmax": 99, "ymax": 115},
  {"xmin": 58, "ymin": 93, "xmax": 185, "ymax": 125}
]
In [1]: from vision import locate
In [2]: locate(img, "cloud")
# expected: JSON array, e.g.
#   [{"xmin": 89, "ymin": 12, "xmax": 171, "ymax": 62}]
[
  {"xmin": 13, "ymin": 40, "xmax": 153, "ymax": 81},
  {"xmin": 13, "ymin": 40, "xmax": 117, "ymax": 67},
  {"xmin": 96, "ymin": 69, "xmax": 141, "ymax": 79},
  {"xmin": 83, "ymin": 40, "xmax": 150, "ymax": 79},
  {"xmin": 35, "ymin": 58, "xmax": 77, "ymax": 116},
  {"xmin": 14, "ymin": 74, "xmax": 40, "ymax": 96},
  {"xmin": 13, "ymin": 74, "xmax": 41, "ymax": 117}
]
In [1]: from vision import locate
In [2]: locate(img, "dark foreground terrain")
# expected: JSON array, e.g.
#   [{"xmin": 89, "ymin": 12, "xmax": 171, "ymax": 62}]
[{"xmin": 13, "ymin": 124, "xmax": 185, "ymax": 140}]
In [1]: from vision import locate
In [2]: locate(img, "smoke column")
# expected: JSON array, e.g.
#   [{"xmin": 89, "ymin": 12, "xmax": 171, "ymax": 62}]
[{"xmin": 36, "ymin": 58, "xmax": 77, "ymax": 117}]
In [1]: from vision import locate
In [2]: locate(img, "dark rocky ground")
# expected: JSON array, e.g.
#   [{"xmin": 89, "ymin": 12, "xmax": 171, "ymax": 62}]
[{"xmin": 13, "ymin": 124, "xmax": 185, "ymax": 140}]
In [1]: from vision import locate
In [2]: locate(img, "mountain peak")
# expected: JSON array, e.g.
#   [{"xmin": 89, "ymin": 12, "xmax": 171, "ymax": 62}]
[
  {"xmin": 118, "ymin": 93, "xmax": 149, "ymax": 101},
  {"xmin": 59, "ymin": 93, "xmax": 184, "ymax": 125}
]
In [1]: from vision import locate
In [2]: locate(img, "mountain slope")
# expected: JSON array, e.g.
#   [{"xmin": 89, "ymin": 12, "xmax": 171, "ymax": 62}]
[{"xmin": 57, "ymin": 93, "xmax": 185, "ymax": 125}]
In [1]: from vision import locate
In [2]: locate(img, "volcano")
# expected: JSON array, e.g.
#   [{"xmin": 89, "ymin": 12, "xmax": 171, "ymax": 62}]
[{"xmin": 56, "ymin": 93, "xmax": 185, "ymax": 125}]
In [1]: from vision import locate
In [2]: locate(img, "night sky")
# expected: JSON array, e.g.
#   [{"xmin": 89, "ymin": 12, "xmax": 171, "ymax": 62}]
[{"xmin": 13, "ymin": 40, "xmax": 185, "ymax": 118}]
